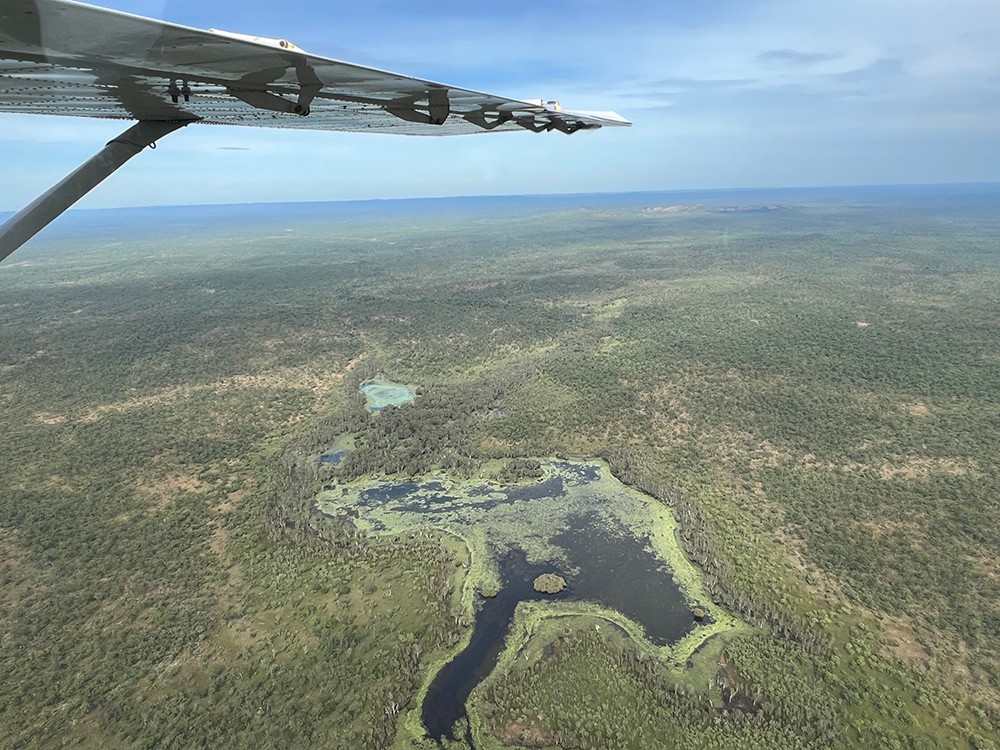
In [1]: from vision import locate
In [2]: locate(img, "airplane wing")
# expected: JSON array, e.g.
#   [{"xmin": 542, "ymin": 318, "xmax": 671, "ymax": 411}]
[
  {"xmin": 0, "ymin": 0, "xmax": 630, "ymax": 261},
  {"xmin": 0, "ymin": 0, "xmax": 630, "ymax": 135}
]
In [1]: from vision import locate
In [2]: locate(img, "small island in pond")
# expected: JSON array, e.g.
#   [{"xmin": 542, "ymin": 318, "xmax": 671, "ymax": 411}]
[{"xmin": 533, "ymin": 573, "xmax": 567, "ymax": 594}]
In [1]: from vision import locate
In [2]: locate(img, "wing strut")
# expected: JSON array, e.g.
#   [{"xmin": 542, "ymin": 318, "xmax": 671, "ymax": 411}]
[{"xmin": 0, "ymin": 120, "xmax": 190, "ymax": 262}]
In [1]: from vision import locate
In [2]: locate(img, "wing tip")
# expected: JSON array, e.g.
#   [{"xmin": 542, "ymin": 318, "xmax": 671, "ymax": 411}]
[{"xmin": 571, "ymin": 110, "xmax": 632, "ymax": 127}]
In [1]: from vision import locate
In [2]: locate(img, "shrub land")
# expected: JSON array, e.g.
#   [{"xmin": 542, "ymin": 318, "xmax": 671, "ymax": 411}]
[{"xmin": 0, "ymin": 188, "xmax": 997, "ymax": 748}]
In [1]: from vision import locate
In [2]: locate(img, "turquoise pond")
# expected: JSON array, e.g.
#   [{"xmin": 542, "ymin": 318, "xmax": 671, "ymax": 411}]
[{"xmin": 360, "ymin": 379, "xmax": 415, "ymax": 412}]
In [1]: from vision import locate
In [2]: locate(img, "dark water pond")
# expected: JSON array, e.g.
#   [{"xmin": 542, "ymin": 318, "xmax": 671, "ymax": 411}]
[
  {"xmin": 319, "ymin": 449, "xmax": 350, "ymax": 466},
  {"xmin": 422, "ymin": 512, "xmax": 693, "ymax": 742},
  {"xmin": 555, "ymin": 513, "xmax": 695, "ymax": 646}
]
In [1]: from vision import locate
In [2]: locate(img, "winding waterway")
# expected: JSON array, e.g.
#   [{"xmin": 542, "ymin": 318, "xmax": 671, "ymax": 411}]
[{"xmin": 422, "ymin": 548, "xmax": 570, "ymax": 741}]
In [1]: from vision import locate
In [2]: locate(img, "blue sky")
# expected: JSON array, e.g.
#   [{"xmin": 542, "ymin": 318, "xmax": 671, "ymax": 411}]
[{"xmin": 2, "ymin": 0, "xmax": 999, "ymax": 209}]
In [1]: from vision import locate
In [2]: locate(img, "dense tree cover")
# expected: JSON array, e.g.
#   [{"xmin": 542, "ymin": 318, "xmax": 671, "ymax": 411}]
[
  {"xmin": 1, "ymin": 190, "xmax": 998, "ymax": 747},
  {"xmin": 479, "ymin": 629, "xmax": 844, "ymax": 750}
]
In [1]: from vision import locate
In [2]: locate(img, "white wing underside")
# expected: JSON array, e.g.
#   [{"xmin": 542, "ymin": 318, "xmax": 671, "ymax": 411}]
[{"xmin": 0, "ymin": 0, "xmax": 631, "ymax": 135}]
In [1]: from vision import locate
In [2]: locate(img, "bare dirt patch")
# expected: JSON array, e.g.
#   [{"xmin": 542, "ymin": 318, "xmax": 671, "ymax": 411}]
[
  {"xmin": 643, "ymin": 204, "xmax": 701, "ymax": 214},
  {"xmin": 968, "ymin": 553, "xmax": 1000, "ymax": 581},
  {"xmin": 461, "ymin": 281, "xmax": 502, "ymax": 292},
  {"xmin": 771, "ymin": 525, "xmax": 934, "ymax": 672},
  {"xmin": 879, "ymin": 457, "xmax": 975, "ymax": 481},
  {"xmin": 0, "ymin": 528, "xmax": 27, "ymax": 574},
  {"xmin": 136, "ymin": 471, "xmax": 208, "ymax": 512},
  {"xmin": 770, "ymin": 526, "xmax": 847, "ymax": 604},
  {"xmin": 209, "ymin": 367, "xmax": 347, "ymax": 399},
  {"xmin": 216, "ymin": 489, "xmax": 244, "ymax": 515},
  {"xmin": 79, "ymin": 385, "xmax": 193, "ymax": 422},
  {"xmin": 748, "ymin": 439, "xmax": 793, "ymax": 470},
  {"xmin": 901, "ymin": 401, "xmax": 931, "ymax": 417},
  {"xmin": 595, "ymin": 297, "xmax": 629, "ymax": 321},
  {"xmin": 1, "ymin": 527, "xmax": 45, "ymax": 607},
  {"xmin": 207, "ymin": 525, "xmax": 230, "ymax": 558},
  {"xmin": 501, "ymin": 720, "xmax": 554, "ymax": 746},
  {"xmin": 879, "ymin": 615, "xmax": 931, "ymax": 668},
  {"xmin": 744, "ymin": 439, "xmax": 973, "ymax": 480},
  {"xmin": 74, "ymin": 355, "xmax": 363, "ymax": 423},
  {"xmin": 33, "ymin": 412, "xmax": 68, "ymax": 425},
  {"xmin": 890, "ymin": 288, "xmax": 954, "ymax": 310},
  {"xmin": 638, "ymin": 384, "xmax": 692, "ymax": 448},
  {"xmin": 481, "ymin": 436, "xmax": 517, "ymax": 455},
  {"xmin": 855, "ymin": 517, "xmax": 924, "ymax": 542},
  {"xmin": 648, "ymin": 408, "xmax": 690, "ymax": 447},
  {"xmin": 41, "ymin": 474, "xmax": 73, "ymax": 492}
]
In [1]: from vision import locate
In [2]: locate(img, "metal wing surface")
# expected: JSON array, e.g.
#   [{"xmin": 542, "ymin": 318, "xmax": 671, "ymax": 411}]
[{"xmin": 0, "ymin": 0, "xmax": 631, "ymax": 135}]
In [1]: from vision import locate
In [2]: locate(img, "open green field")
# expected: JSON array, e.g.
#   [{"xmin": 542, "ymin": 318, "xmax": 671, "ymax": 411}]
[{"xmin": 1, "ymin": 187, "xmax": 998, "ymax": 748}]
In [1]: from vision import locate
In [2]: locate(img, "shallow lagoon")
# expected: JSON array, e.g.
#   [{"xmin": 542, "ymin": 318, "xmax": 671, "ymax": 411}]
[{"xmin": 360, "ymin": 379, "xmax": 415, "ymax": 412}]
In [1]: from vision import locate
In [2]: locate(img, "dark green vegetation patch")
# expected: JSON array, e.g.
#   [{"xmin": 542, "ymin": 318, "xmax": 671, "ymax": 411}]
[{"xmin": 532, "ymin": 573, "xmax": 566, "ymax": 595}]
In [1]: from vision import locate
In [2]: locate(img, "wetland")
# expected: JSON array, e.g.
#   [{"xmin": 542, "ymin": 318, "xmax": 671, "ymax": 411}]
[{"xmin": 315, "ymin": 459, "xmax": 731, "ymax": 740}]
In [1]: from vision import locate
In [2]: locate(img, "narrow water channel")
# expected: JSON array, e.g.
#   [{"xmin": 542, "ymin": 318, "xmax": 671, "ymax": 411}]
[{"xmin": 422, "ymin": 548, "xmax": 569, "ymax": 742}]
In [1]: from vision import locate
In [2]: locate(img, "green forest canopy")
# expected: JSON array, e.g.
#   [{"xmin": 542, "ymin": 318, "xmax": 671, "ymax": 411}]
[{"xmin": 0, "ymin": 188, "xmax": 997, "ymax": 748}]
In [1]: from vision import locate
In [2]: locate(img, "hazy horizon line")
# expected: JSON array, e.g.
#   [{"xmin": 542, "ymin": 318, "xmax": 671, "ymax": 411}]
[{"xmin": 2, "ymin": 180, "xmax": 998, "ymax": 218}]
